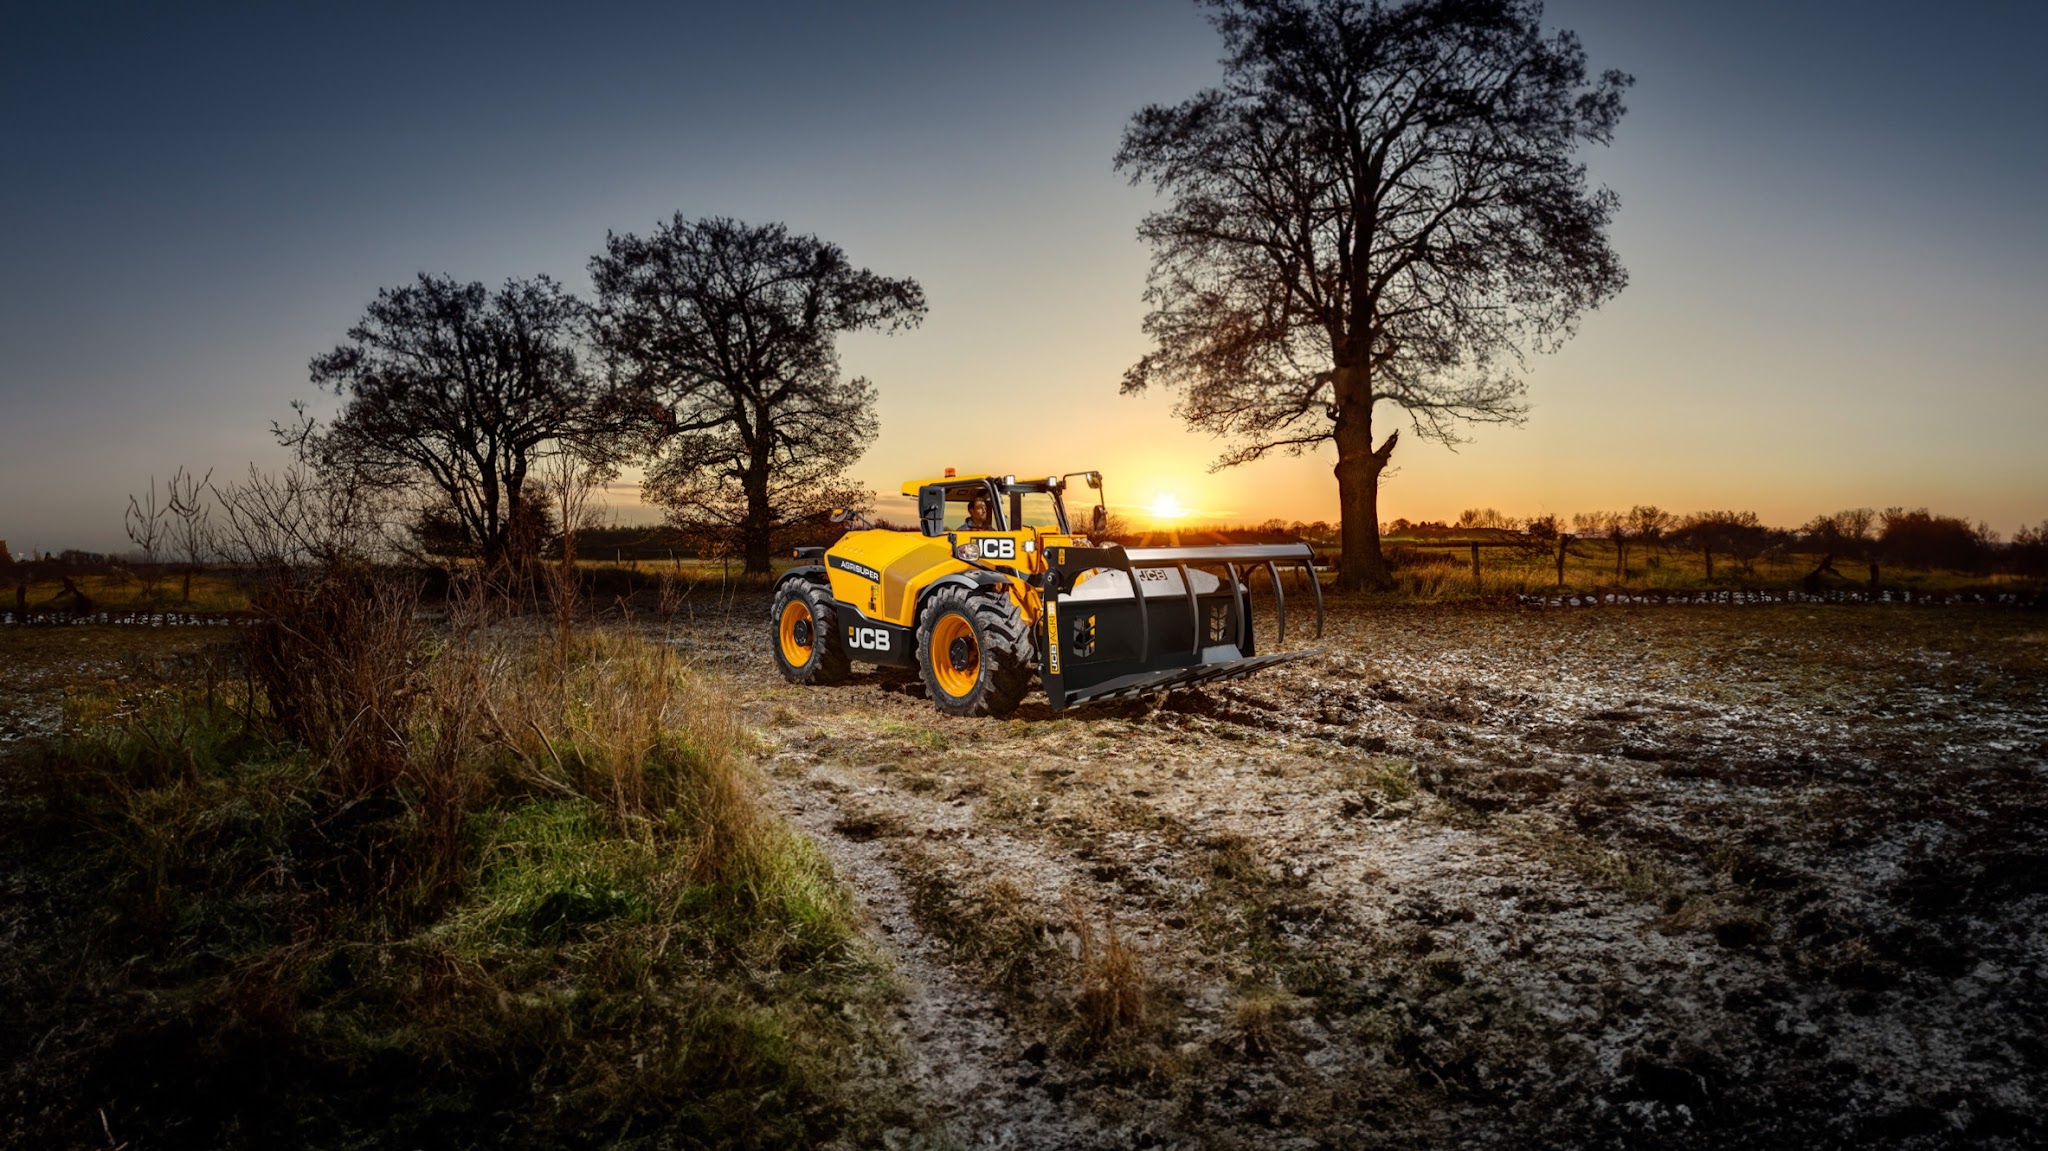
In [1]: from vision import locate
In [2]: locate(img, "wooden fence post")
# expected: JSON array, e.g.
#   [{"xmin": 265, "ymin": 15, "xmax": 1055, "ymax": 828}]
[{"xmin": 1470, "ymin": 542, "xmax": 1482, "ymax": 588}]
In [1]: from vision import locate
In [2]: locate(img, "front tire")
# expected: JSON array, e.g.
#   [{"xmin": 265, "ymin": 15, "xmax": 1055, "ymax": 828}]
[
  {"xmin": 771, "ymin": 580, "xmax": 850, "ymax": 685},
  {"xmin": 916, "ymin": 584, "xmax": 1033, "ymax": 717}
]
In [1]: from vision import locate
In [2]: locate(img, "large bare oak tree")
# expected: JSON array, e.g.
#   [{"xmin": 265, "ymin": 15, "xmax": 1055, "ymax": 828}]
[
  {"xmin": 590, "ymin": 216, "xmax": 925, "ymax": 574},
  {"xmin": 1117, "ymin": 0, "xmax": 1631, "ymax": 589},
  {"xmin": 300, "ymin": 274, "xmax": 610, "ymax": 567}
]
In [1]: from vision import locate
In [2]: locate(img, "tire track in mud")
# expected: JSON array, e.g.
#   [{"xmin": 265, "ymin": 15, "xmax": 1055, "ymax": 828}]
[{"xmin": 760, "ymin": 737, "xmax": 1112, "ymax": 1151}]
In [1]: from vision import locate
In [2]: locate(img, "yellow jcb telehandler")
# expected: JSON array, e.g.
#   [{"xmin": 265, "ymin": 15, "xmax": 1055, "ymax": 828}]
[{"xmin": 769, "ymin": 470, "xmax": 1323, "ymax": 717}]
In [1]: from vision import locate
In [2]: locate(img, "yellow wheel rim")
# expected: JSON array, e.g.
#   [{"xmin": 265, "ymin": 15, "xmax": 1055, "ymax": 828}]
[
  {"xmin": 930, "ymin": 612, "xmax": 979, "ymax": 698},
  {"xmin": 779, "ymin": 599, "xmax": 814, "ymax": 665}
]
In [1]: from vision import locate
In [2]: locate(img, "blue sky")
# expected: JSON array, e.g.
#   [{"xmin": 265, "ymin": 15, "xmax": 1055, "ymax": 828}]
[{"xmin": 3, "ymin": 0, "xmax": 2043, "ymax": 553}]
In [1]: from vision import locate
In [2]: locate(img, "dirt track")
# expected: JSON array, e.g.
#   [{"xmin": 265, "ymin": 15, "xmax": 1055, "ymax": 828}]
[{"xmin": 673, "ymin": 594, "xmax": 2048, "ymax": 1150}]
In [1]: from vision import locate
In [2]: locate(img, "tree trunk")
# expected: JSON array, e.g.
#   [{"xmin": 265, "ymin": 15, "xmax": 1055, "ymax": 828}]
[
  {"xmin": 1331, "ymin": 365, "xmax": 1394, "ymax": 591},
  {"xmin": 1702, "ymin": 546, "xmax": 1714, "ymax": 582},
  {"xmin": 742, "ymin": 464, "xmax": 774, "ymax": 576},
  {"xmin": 1556, "ymin": 537, "xmax": 1569, "ymax": 588},
  {"xmin": 1334, "ymin": 454, "xmax": 1391, "ymax": 592}
]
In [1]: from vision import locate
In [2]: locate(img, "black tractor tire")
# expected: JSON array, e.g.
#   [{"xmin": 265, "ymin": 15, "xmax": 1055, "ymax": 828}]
[
  {"xmin": 916, "ymin": 584, "xmax": 1034, "ymax": 718},
  {"xmin": 770, "ymin": 579, "xmax": 851, "ymax": 685}
]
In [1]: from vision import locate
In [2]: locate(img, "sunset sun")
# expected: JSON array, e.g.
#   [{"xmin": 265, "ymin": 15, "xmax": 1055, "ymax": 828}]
[{"xmin": 1149, "ymin": 492, "xmax": 1186, "ymax": 521}]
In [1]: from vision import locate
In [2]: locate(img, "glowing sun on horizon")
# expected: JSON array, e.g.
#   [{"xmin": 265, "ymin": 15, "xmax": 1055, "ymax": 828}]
[{"xmin": 1149, "ymin": 493, "xmax": 1187, "ymax": 521}]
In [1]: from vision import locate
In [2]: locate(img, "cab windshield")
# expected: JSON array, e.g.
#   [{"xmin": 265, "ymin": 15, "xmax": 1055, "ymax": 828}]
[{"xmin": 1010, "ymin": 490, "xmax": 1066, "ymax": 532}]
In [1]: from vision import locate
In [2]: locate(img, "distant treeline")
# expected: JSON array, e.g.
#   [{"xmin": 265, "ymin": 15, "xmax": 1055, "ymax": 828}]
[
  {"xmin": 1109, "ymin": 506, "xmax": 2048, "ymax": 582},
  {"xmin": 11, "ymin": 504, "xmax": 2044, "ymax": 587}
]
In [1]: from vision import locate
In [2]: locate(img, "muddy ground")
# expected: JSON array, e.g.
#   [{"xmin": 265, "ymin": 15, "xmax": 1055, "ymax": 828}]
[
  {"xmin": 676, "ymin": 595, "xmax": 2048, "ymax": 1150},
  {"xmin": 3, "ymin": 602, "xmax": 2044, "ymax": 1150}
]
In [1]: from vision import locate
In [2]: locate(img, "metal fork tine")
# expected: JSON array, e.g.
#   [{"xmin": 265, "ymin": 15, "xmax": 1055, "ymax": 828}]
[
  {"xmin": 1306, "ymin": 555, "xmax": 1324, "ymax": 638},
  {"xmin": 1266, "ymin": 560, "xmax": 1286, "ymax": 648}
]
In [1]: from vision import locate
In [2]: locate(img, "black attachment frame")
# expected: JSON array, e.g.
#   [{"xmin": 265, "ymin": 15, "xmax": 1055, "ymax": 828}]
[{"xmin": 1038, "ymin": 541, "xmax": 1323, "ymax": 709}]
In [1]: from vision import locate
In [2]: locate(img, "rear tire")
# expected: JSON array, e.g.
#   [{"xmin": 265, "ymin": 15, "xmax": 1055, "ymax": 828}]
[
  {"xmin": 771, "ymin": 580, "xmax": 850, "ymax": 685},
  {"xmin": 916, "ymin": 584, "xmax": 1033, "ymax": 717}
]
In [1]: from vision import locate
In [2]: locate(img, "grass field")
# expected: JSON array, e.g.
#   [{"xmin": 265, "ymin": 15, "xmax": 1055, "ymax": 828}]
[
  {"xmin": 1374, "ymin": 536, "xmax": 2031, "ymax": 600},
  {"xmin": 0, "ymin": 619, "xmax": 922, "ymax": 1149}
]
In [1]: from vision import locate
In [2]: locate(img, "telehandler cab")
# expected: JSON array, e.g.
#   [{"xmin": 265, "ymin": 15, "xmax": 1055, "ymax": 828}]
[{"xmin": 770, "ymin": 470, "xmax": 1323, "ymax": 717}]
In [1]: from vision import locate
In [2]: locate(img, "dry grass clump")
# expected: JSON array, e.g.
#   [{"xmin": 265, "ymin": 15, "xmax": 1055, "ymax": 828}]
[
  {"xmin": 1069, "ymin": 895, "xmax": 1149, "ymax": 1044},
  {"xmin": 900, "ymin": 852, "xmax": 1059, "ymax": 995},
  {"xmin": 1339, "ymin": 757, "xmax": 1420, "ymax": 819},
  {"xmin": 1230, "ymin": 986, "xmax": 1300, "ymax": 1059},
  {"xmin": 25, "ymin": 574, "xmax": 896, "ymax": 1149}
]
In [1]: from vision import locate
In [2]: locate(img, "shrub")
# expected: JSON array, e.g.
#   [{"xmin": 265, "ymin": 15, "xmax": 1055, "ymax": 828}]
[{"xmin": 1879, "ymin": 507, "xmax": 1994, "ymax": 573}]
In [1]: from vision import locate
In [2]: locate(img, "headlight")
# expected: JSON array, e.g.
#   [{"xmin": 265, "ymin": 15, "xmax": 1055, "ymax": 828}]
[{"xmin": 954, "ymin": 541, "xmax": 981, "ymax": 561}]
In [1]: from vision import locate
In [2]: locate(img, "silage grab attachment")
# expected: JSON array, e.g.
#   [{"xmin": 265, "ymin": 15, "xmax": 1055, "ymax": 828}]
[{"xmin": 1038, "ymin": 542, "xmax": 1324, "ymax": 709}]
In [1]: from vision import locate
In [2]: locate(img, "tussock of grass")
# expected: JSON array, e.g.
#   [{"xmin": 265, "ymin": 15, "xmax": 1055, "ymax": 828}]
[
  {"xmin": 1339, "ymin": 757, "xmax": 1420, "ymax": 819},
  {"xmin": 24, "ymin": 607, "xmax": 900, "ymax": 1149},
  {"xmin": 1069, "ymin": 895, "xmax": 1148, "ymax": 1045}
]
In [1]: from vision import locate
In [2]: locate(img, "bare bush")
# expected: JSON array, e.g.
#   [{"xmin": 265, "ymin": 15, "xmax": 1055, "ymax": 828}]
[
  {"xmin": 2009, "ymin": 521, "xmax": 2048, "ymax": 578},
  {"xmin": 244, "ymin": 566, "xmax": 425, "ymax": 800},
  {"xmin": 1879, "ymin": 507, "xmax": 1994, "ymax": 573}
]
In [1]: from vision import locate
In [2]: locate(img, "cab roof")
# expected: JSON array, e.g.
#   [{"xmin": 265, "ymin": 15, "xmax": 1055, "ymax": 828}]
[{"xmin": 899, "ymin": 474, "xmax": 1059, "ymax": 497}]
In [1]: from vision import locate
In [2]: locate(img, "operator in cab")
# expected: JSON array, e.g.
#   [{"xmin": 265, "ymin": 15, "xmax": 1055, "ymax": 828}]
[{"xmin": 961, "ymin": 494, "xmax": 996, "ymax": 531}]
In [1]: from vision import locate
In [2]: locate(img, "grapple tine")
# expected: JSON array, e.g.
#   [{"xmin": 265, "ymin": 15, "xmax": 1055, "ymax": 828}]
[
  {"xmin": 1266, "ymin": 560, "xmax": 1286, "ymax": 647},
  {"xmin": 1225, "ymin": 561, "xmax": 1244, "ymax": 650},
  {"xmin": 1177, "ymin": 563, "xmax": 1199, "ymax": 654},
  {"xmin": 1306, "ymin": 552, "xmax": 1325, "ymax": 638},
  {"xmin": 1115, "ymin": 544, "xmax": 1149, "ymax": 660}
]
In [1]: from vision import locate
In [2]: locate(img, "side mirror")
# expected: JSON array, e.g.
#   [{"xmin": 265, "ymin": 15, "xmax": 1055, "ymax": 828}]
[
  {"xmin": 917, "ymin": 486, "xmax": 946, "ymax": 536},
  {"xmin": 1087, "ymin": 472, "xmax": 1102, "ymax": 490},
  {"xmin": 1091, "ymin": 505, "xmax": 1109, "ymax": 535}
]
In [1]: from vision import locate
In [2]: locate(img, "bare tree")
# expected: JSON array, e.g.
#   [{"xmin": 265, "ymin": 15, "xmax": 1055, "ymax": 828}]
[
  {"xmin": 538, "ymin": 449, "xmax": 608, "ymax": 655},
  {"xmin": 209, "ymin": 462, "xmax": 390, "ymax": 571},
  {"xmin": 297, "ymin": 274, "xmax": 616, "ymax": 570},
  {"xmin": 1116, "ymin": 0, "xmax": 1630, "ymax": 589},
  {"xmin": 1800, "ymin": 507, "xmax": 1876, "ymax": 588},
  {"xmin": 1675, "ymin": 510, "xmax": 1767, "ymax": 582},
  {"xmin": 166, "ymin": 466, "xmax": 213, "ymax": 602},
  {"xmin": 1457, "ymin": 507, "xmax": 1519, "ymax": 531},
  {"xmin": 591, "ymin": 216, "xmax": 925, "ymax": 574},
  {"xmin": 1627, "ymin": 505, "xmax": 1674, "ymax": 553},
  {"xmin": 1521, "ymin": 513, "xmax": 1574, "ymax": 587},
  {"xmin": 125, "ymin": 475, "xmax": 170, "ymax": 600},
  {"xmin": 1573, "ymin": 510, "xmax": 1627, "ymax": 579}
]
